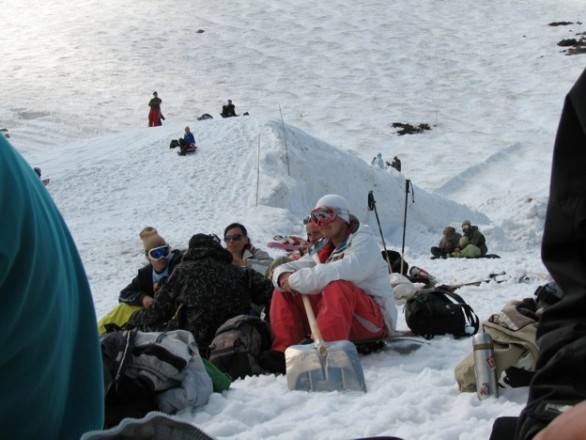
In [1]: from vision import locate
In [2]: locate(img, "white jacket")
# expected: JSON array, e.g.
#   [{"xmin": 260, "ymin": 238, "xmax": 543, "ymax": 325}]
[
  {"xmin": 242, "ymin": 246, "xmax": 273, "ymax": 275},
  {"xmin": 272, "ymin": 220, "xmax": 397, "ymax": 333}
]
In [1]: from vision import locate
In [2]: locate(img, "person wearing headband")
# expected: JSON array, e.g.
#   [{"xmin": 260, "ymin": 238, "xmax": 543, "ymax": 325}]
[{"xmin": 264, "ymin": 194, "xmax": 397, "ymax": 373}]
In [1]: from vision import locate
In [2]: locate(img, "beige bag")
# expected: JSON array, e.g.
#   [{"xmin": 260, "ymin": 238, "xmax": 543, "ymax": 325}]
[{"xmin": 455, "ymin": 300, "xmax": 539, "ymax": 392}]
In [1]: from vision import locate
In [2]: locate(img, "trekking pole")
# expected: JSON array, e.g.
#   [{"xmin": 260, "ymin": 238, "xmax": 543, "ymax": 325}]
[
  {"xmin": 400, "ymin": 180, "xmax": 412, "ymax": 274},
  {"xmin": 256, "ymin": 134, "xmax": 261, "ymax": 206},
  {"xmin": 367, "ymin": 191, "xmax": 393, "ymax": 273},
  {"xmin": 279, "ymin": 104, "xmax": 290, "ymax": 177}
]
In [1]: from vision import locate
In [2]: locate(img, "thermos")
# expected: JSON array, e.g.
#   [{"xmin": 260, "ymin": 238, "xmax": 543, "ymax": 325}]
[{"xmin": 473, "ymin": 332, "xmax": 498, "ymax": 399}]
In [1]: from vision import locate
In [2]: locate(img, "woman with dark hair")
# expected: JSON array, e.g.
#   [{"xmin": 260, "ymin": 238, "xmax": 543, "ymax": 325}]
[{"xmin": 223, "ymin": 222, "xmax": 273, "ymax": 275}]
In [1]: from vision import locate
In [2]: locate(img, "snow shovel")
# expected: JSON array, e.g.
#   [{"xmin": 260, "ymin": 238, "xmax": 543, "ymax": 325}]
[{"xmin": 285, "ymin": 294, "xmax": 367, "ymax": 392}]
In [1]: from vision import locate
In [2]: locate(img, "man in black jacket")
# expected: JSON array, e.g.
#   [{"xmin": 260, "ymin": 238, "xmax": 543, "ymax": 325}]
[{"xmin": 220, "ymin": 99, "xmax": 237, "ymax": 118}]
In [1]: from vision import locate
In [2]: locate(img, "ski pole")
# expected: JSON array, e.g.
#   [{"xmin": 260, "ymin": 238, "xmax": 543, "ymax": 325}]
[
  {"xmin": 368, "ymin": 191, "xmax": 393, "ymax": 273},
  {"xmin": 400, "ymin": 180, "xmax": 412, "ymax": 274}
]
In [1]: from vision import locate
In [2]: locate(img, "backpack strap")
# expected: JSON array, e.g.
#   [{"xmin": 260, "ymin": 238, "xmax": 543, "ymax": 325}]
[
  {"xmin": 440, "ymin": 290, "xmax": 480, "ymax": 335},
  {"xmin": 109, "ymin": 329, "xmax": 138, "ymax": 395}
]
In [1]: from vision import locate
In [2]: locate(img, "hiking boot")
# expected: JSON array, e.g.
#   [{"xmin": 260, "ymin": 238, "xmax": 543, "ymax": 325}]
[{"xmin": 259, "ymin": 350, "xmax": 286, "ymax": 375}]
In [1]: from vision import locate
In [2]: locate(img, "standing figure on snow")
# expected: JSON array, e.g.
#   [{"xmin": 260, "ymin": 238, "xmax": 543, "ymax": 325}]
[
  {"xmin": 148, "ymin": 91, "xmax": 164, "ymax": 127},
  {"xmin": 263, "ymin": 194, "xmax": 398, "ymax": 373},
  {"xmin": 220, "ymin": 99, "xmax": 237, "ymax": 118},
  {"xmin": 451, "ymin": 220, "xmax": 488, "ymax": 258},
  {"xmin": 371, "ymin": 152, "xmax": 385, "ymax": 169}
]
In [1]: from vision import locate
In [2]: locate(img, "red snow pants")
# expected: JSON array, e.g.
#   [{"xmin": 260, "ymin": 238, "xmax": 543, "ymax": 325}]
[
  {"xmin": 148, "ymin": 109, "xmax": 161, "ymax": 127},
  {"xmin": 270, "ymin": 280, "xmax": 388, "ymax": 352}
]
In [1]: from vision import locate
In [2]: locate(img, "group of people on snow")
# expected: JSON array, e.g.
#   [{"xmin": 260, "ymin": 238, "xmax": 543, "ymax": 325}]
[
  {"xmin": 371, "ymin": 153, "xmax": 402, "ymax": 172},
  {"xmin": 430, "ymin": 220, "xmax": 488, "ymax": 259},
  {"xmin": 98, "ymin": 194, "xmax": 398, "ymax": 375},
  {"xmin": 147, "ymin": 92, "xmax": 245, "ymax": 127}
]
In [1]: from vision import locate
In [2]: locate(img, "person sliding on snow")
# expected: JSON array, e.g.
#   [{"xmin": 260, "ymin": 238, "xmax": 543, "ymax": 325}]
[
  {"xmin": 262, "ymin": 194, "xmax": 398, "ymax": 373},
  {"xmin": 178, "ymin": 126, "xmax": 196, "ymax": 155}
]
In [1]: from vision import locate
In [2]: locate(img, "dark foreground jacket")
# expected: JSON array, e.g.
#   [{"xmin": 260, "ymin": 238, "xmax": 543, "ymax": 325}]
[
  {"xmin": 516, "ymin": 67, "xmax": 586, "ymax": 439},
  {"xmin": 127, "ymin": 234, "xmax": 272, "ymax": 356}
]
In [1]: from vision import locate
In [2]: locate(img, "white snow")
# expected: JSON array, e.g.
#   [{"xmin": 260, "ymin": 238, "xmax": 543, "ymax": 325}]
[{"xmin": 2, "ymin": 0, "xmax": 585, "ymax": 438}]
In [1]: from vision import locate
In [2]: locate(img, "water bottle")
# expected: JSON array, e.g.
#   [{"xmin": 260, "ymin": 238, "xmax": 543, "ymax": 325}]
[{"xmin": 473, "ymin": 332, "xmax": 498, "ymax": 399}]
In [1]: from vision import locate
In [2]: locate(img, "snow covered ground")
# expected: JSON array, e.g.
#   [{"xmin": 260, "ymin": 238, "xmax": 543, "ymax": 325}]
[{"xmin": 2, "ymin": 0, "xmax": 585, "ymax": 438}]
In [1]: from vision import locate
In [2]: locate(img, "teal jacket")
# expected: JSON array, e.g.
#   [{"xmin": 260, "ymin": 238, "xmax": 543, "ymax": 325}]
[{"xmin": 0, "ymin": 137, "xmax": 104, "ymax": 439}]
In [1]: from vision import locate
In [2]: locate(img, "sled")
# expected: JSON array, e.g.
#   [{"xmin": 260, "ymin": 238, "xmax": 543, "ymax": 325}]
[
  {"xmin": 267, "ymin": 235, "xmax": 306, "ymax": 252},
  {"xmin": 517, "ymin": 271, "xmax": 552, "ymax": 284},
  {"xmin": 354, "ymin": 331, "xmax": 430, "ymax": 355},
  {"xmin": 177, "ymin": 146, "xmax": 197, "ymax": 156}
]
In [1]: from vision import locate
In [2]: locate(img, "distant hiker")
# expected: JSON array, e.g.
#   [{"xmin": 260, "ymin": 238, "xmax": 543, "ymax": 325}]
[
  {"xmin": 148, "ymin": 91, "xmax": 163, "ymax": 127},
  {"xmin": 371, "ymin": 152, "xmax": 385, "ymax": 169},
  {"xmin": 97, "ymin": 227, "xmax": 183, "ymax": 334},
  {"xmin": 126, "ymin": 233, "xmax": 273, "ymax": 356},
  {"xmin": 451, "ymin": 220, "xmax": 487, "ymax": 258},
  {"xmin": 178, "ymin": 126, "xmax": 197, "ymax": 156},
  {"xmin": 265, "ymin": 194, "xmax": 398, "ymax": 372},
  {"xmin": 430, "ymin": 226, "xmax": 462, "ymax": 259},
  {"xmin": 220, "ymin": 99, "xmax": 237, "ymax": 118},
  {"xmin": 389, "ymin": 156, "xmax": 402, "ymax": 172},
  {"xmin": 224, "ymin": 222, "xmax": 273, "ymax": 276},
  {"xmin": 0, "ymin": 135, "xmax": 104, "ymax": 438}
]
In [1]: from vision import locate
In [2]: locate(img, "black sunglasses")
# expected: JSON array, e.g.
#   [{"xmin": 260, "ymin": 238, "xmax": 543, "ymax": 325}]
[{"xmin": 224, "ymin": 233, "xmax": 243, "ymax": 242}]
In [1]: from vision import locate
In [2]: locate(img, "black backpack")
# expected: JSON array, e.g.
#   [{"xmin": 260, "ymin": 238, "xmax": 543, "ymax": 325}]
[
  {"xmin": 208, "ymin": 315, "xmax": 273, "ymax": 379},
  {"xmin": 404, "ymin": 289, "xmax": 479, "ymax": 339}
]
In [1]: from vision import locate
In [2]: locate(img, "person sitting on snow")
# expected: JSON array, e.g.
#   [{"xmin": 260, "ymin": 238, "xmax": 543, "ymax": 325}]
[
  {"xmin": 262, "ymin": 194, "xmax": 398, "ymax": 373},
  {"xmin": 389, "ymin": 156, "xmax": 402, "ymax": 172},
  {"xmin": 451, "ymin": 220, "xmax": 488, "ymax": 258},
  {"xmin": 220, "ymin": 99, "xmax": 237, "ymax": 118},
  {"xmin": 431, "ymin": 226, "xmax": 462, "ymax": 259},
  {"xmin": 97, "ymin": 227, "xmax": 183, "ymax": 334},
  {"xmin": 178, "ymin": 126, "xmax": 197, "ymax": 155}
]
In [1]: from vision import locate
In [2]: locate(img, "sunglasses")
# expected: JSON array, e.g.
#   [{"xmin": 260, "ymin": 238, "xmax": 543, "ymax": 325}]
[
  {"xmin": 224, "ymin": 233, "xmax": 243, "ymax": 243},
  {"xmin": 310, "ymin": 207, "xmax": 349, "ymax": 225},
  {"xmin": 146, "ymin": 245, "xmax": 170, "ymax": 261}
]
